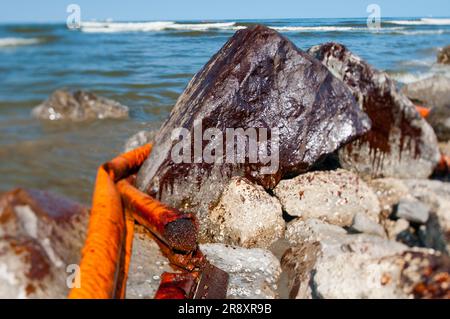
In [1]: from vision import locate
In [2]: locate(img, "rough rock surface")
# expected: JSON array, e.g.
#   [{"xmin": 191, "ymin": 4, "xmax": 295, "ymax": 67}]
[
  {"xmin": 282, "ymin": 219, "xmax": 450, "ymax": 298},
  {"xmin": 428, "ymin": 105, "xmax": 450, "ymax": 142},
  {"xmin": 403, "ymin": 179, "xmax": 450, "ymax": 254},
  {"xmin": 273, "ymin": 169, "xmax": 380, "ymax": 227},
  {"xmin": 126, "ymin": 225, "xmax": 174, "ymax": 299},
  {"xmin": 370, "ymin": 178, "xmax": 450, "ymax": 254},
  {"xmin": 123, "ymin": 130, "xmax": 156, "ymax": 153},
  {"xmin": 395, "ymin": 198, "xmax": 430, "ymax": 225},
  {"xmin": 32, "ymin": 90, "xmax": 129, "ymax": 121},
  {"xmin": 309, "ymin": 43, "xmax": 441, "ymax": 178},
  {"xmin": 208, "ymin": 177, "xmax": 284, "ymax": 248},
  {"xmin": 437, "ymin": 45, "xmax": 450, "ymax": 64},
  {"xmin": 136, "ymin": 26, "xmax": 370, "ymax": 240},
  {"xmin": 200, "ymin": 243, "xmax": 281, "ymax": 299},
  {"xmin": 0, "ymin": 189, "xmax": 88, "ymax": 298}
]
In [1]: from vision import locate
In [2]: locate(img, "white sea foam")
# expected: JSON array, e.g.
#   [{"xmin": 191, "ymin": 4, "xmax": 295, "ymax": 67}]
[
  {"xmin": 81, "ymin": 21, "xmax": 240, "ymax": 33},
  {"xmin": 271, "ymin": 26, "xmax": 359, "ymax": 32},
  {"xmin": 80, "ymin": 21, "xmax": 405, "ymax": 33},
  {"xmin": 387, "ymin": 18, "xmax": 450, "ymax": 25},
  {"xmin": 390, "ymin": 29, "xmax": 448, "ymax": 36},
  {"xmin": 389, "ymin": 66, "xmax": 450, "ymax": 84},
  {"xmin": 0, "ymin": 37, "xmax": 40, "ymax": 47}
]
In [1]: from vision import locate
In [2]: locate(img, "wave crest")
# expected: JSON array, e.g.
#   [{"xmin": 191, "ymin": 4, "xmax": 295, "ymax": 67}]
[
  {"xmin": 0, "ymin": 37, "xmax": 40, "ymax": 47},
  {"xmin": 387, "ymin": 18, "xmax": 450, "ymax": 25}
]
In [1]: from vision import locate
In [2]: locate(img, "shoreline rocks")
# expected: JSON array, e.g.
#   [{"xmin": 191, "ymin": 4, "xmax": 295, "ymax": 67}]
[
  {"xmin": 282, "ymin": 218, "xmax": 450, "ymax": 299},
  {"xmin": 136, "ymin": 25, "xmax": 370, "ymax": 241},
  {"xmin": 309, "ymin": 43, "xmax": 441, "ymax": 179},
  {"xmin": 32, "ymin": 90, "xmax": 129, "ymax": 121}
]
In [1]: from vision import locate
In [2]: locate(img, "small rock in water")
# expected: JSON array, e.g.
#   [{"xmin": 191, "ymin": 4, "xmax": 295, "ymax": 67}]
[
  {"xmin": 200, "ymin": 243, "xmax": 281, "ymax": 299},
  {"xmin": 309, "ymin": 43, "xmax": 441, "ymax": 179},
  {"xmin": 437, "ymin": 45, "xmax": 450, "ymax": 64},
  {"xmin": 136, "ymin": 26, "xmax": 370, "ymax": 241},
  {"xmin": 0, "ymin": 188, "xmax": 88, "ymax": 298},
  {"xmin": 395, "ymin": 198, "xmax": 430, "ymax": 224},
  {"xmin": 274, "ymin": 169, "xmax": 380, "ymax": 227},
  {"xmin": 32, "ymin": 89, "xmax": 129, "ymax": 121},
  {"xmin": 208, "ymin": 177, "xmax": 285, "ymax": 249}
]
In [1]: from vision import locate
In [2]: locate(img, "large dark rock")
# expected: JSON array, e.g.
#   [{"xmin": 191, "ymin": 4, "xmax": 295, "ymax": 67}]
[
  {"xmin": 437, "ymin": 45, "xmax": 450, "ymax": 65},
  {"xmin": 136, "ymin": 26, "xmax": 370, "ymax": 240},
  {"xmin": 309, "ymin": 43, "xmax": 440, "ymax": 178},
  {"xmin": 32, "ymin": 89, "xmax": 129, "ymax": 121},
  {"xmin": 401, "ymin": 75, "xmax": 450, "ymax": 141},
  {"xmin": 0, "ymin": 188, "xmax": 88, "ymax": 298}
]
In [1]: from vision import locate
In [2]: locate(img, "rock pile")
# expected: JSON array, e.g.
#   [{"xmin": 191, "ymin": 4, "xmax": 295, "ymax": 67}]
[{"xmin": 2, "ymin": 26, "xmax": 449, "ymax": 299}]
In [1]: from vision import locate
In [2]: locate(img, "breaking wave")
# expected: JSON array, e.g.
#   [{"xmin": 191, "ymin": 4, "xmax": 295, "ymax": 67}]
[
  {"xmin": 389, "ymin": 67, "xmax": 450, "ymax": 84},
  {"xmin": 80, "ymin": 21, "xmax": 240, "ymax": 33},
  {"xmin": 0, "ymin": 37, "xmax": 40, "ymax": 47},
  {"xmin": 386, "ymin": 18, "xmax": 450, "ymax": 25},
  {"xmin": 80, "ymin": 21, "xmax": 407, "ymax": 33}
]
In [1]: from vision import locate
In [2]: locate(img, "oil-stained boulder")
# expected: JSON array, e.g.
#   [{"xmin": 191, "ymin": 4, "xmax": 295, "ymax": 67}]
[
  {"xmin": 309, "ymin": 43, "xmax": 441, "ymax": 178},
  {"xmin": 0, "ymin": 188, "xmax": 89, "ymax": 298},
  {"xmin": 136, "ymin": 26, "xmax": 371, "ymax": 240}
]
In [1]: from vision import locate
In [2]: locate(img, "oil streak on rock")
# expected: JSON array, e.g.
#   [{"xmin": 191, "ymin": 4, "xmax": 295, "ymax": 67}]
[{"xmin": 309, "ymin": 43, "xmax": 440, "ymax": 178}]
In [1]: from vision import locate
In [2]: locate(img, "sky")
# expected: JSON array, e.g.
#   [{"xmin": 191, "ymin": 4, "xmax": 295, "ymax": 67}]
[{"xmin": 0, "ymin": 0, "xmax": 449, "ymax": 23}]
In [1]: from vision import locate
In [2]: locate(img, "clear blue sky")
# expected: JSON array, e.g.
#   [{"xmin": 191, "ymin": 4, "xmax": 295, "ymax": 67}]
[{"xmin": 1, "ymin": 0, "xmax": 449, "ymax": 23}]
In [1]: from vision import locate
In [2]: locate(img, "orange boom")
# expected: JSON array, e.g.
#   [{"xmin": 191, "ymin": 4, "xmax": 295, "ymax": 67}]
[{"xmin": 68, "ymin": 144, "xmax": 223, "ymax": 299}]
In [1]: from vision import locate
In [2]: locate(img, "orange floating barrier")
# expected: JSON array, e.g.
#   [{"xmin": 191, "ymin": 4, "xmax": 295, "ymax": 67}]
[
  {"xmin": 68, "ymin": 143, "xmax": 210, "ymax": 299},
  {"xmin": 415, "ymin": 105, "xmax": 431, "ymax": 118},
  {"xmin": 117, "ymin": 179, "xmax": 197, "ymax": 253},
  {"xmin": 68, "ymin": 163, "xmax": 126, "ymax": 299},
  {"xmin": 69, "ymin": 144, "xmax": 151, "ymax": 298}
]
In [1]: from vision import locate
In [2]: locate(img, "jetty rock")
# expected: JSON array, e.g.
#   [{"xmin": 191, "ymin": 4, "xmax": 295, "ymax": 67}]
[
  {"xmin": 309, "ymin": 43, "xmax": 441, "ymax": 179},
  {"xmin": 136, "ymin": 26, "xmax": 370, "ymax": 240},
  {"xmin": 32, "ymin": 89, "xmax": 129, "ymax": 121}
]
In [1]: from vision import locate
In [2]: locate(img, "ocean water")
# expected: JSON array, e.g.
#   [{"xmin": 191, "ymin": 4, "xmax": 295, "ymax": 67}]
[{"xmin": 0, "ymin": 18, "xmax": 449, "ymax": 204}]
